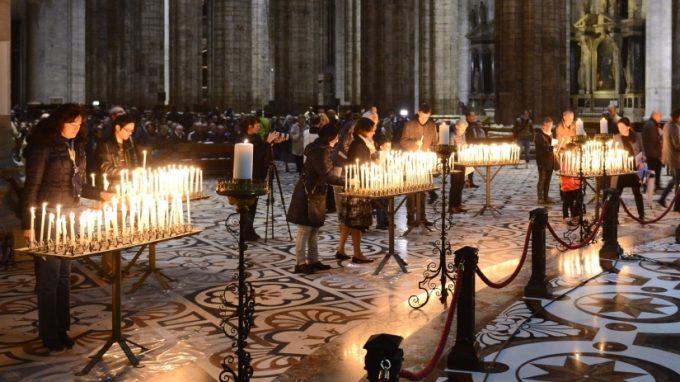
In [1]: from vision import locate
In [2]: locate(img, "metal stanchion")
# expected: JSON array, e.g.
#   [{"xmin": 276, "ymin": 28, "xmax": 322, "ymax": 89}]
[
  {"xmin": 524, "ymin": 208, "xmax": 553, "ymax": 299},
  {"xmin": 599, "ymin": 188, "xmax": 622, "ymax": 272},
  {"xmin": 447, "ymin": 246, "xmax": 481, "ymax": 371}
]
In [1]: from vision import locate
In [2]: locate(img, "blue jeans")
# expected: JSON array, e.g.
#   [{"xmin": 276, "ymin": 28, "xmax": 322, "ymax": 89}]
[{"xmin": 518, "ymin": 139, "xmax": 531, "ymax": 164}]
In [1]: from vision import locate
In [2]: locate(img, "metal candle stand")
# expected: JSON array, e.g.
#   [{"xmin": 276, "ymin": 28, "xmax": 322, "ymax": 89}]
[
  {"xmin": 409, "ymin": 145, "xmax": 457, "ymax": 308},
  {"xmin": 216, "ymin": 179, "xmax": 268, "ymax": 382}
]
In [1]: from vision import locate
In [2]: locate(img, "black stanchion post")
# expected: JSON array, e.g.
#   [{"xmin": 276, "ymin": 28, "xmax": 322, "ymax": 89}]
[
  {"xmin": 447, "ymin": 246, "xmax": 481, "ymax": 371},
  {"xmin": 599, "ymin": 188, "xmax": 623, "ymax": 272},
  {"xmin": 524, "ymin": 208, "xmax": 553, "ymax": 299},
  {"xmin": 363, "ymin": 333, "xmax": 404, "ymax": 382}
]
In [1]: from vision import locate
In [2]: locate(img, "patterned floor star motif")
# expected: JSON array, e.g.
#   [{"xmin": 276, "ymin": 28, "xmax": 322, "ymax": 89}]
[
  {"xmin": 579, "ymin": 293, "xmax": 673, "ymax": 319},
  {"xmin": 527, "ymin": 355, "xmax": 646, "ymax": 382}
]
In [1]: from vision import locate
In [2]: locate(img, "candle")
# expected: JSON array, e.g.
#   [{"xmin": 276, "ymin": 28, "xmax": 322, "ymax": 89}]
[
  {"xmin": 91, "ymin": 173, "xmax": 96, "ymax": 187},
  {"xmin": 69, "ymin": 212, "xmax": 76, "ymax": 246},
  {"xmin": 103, "ymin": 173, "xmax": 109, "ymax": 191},
  {"xmin": 576, "ymin": 118, "xmax": 585, "ymax": 136},
  {"xmin": 186, "ymin": 192, "xmax": 191, "ymax": 227},
  {"xmin": 30, "ymin": 207, "xmax": 36, "ymax": 247},
  {"xmin": 55, "ymin": 205, "xmax": 61, "ymax": 246},
  {"xmin": 122, "ymin": 202, "xmax": 127, "ymax": 237},
  {"xmin": 143, "ymin": 150, "xmax": 147, "ymax": 169},
  {"xmin": 233, "ymin": 140, "xmax": 254, "ymax": 180},
  {"xmin": 40, "ymin": 202, "xmax": 47, "ymax": 245},
  {"xmin": 80, "ymin": 214, "xmax": 85, "ymax": 246},
  {"xmin": 47, "ymin": 213, "xmax": 54, "ymax": 243},
  {"xmin": 599, "ymin": 117, "xmax": 608, "ymax": 134},
  {"xmin": 438, "ymin": 122, "xmax": 450, "ymax": 145}
]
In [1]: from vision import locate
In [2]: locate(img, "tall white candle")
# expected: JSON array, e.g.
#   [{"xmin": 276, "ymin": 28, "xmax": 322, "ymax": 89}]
[
  {"xmin": 438, "ymin": 123, "xmax": 450, "ymax": 145},
  {"xmin": 69, "ymin": 212, "xmax": 76, "ymax": 246},
  {"xmin": 576, "ymin": 118, "xmax": 585, "ymax": 136},
  {"xmin": 90, "ymin": 173, "xmax": 96, "ymax": 187},
  {"xmin": 233, "ymin": 141, "xmax": 254, "ymax": 180},
  {"xmin": 186, "ymin": 192, "xmax": 191, "ymax": 227},
  {"xmin": 55, "ymin": 205, "xmax": 61, "ymax": 246},
  {"xmin": 143, "ymin": 150, "xmax": 147, "ymax": 169},
  {"xmin": 40, "ymin": 202, "xmax": 47, "ymax": 245},
  {"xmin": 30, "ymin": 207, "xmax": 36, "ymax": 247},
  {"xmin": 103, "ymin": 173, "xmax": 109, "ymax": 191},
  {"xmin": 599, "ymin": 117, "xmax": 608, "ymax": 134}
]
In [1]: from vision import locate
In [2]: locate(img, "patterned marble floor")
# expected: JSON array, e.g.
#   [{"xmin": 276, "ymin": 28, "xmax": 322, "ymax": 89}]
[
  {"xmin": 440, "ymin": 237, "xmax": 680, "ymax": 382},
  {"xmin": 0, "ymin": 162, "xmax": 678, "ymax": 381}
]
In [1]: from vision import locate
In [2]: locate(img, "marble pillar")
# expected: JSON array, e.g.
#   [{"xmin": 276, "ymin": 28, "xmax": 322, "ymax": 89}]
[
  {"xmin": 169, "ymin": 0, "xmax": 202, "ymax": 109},
  {"xmin": 458, "ymin": 0, "xmax": 471, "ymax": 108},
  {"xmin": 672, "ymin": 0, "xmax": 680, "ymax": 111},
  {"xmin": 0, "ymin": 0, "xmax": 11, "ymax": 168},
  {"xmin": 645, "ymin": 0, "xmax": 671, "ymax": 118}
]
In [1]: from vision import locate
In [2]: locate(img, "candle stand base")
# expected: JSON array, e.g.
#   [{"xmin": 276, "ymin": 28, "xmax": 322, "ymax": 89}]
[
  {"xmin": 128, "ymin": 244, "xmax": 175, "ymax": 293},
  {"xmin": 217, "ymin": 179, "xmax": 268, "ymax": 382},
  {"xmin": 409, "ymin": 145, "xmax": 458, "ymax": 309}
]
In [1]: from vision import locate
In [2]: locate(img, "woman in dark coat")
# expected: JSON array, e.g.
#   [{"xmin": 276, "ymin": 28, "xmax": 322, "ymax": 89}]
[
  {"xmin": 21, "ymin": 103, "xmax": 111, "ymax": 351},
  {"xmin": 336, "ymin": 117, "xmax": 377, "ymax": 263},
  {"xmin": 287, "ymin": 124, "xmax": 344, "ymax": 274},
  {"xmin": 534, "ymin": 117, "xmax": 556, "ymax": 204}
]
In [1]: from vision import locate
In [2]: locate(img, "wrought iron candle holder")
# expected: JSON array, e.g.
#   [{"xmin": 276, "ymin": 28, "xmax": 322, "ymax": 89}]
[
  {"xmin": 409, "ymin": 145, "xmax": 458, "ymax": 309},
  {"xmin": 216, "ymin": 179, "xmax": 268, "ymax": 382}
]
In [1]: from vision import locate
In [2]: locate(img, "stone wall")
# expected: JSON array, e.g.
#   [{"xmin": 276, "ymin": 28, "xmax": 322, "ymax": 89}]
[{"xmin": 169, "ymin": 0, "xmax": 202, "ymax": 109}]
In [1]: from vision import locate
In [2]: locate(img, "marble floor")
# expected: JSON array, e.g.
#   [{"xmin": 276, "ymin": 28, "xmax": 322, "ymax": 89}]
[{"xmin": 0, "ymin": 162, "xmax": 678, "ymax": 382}]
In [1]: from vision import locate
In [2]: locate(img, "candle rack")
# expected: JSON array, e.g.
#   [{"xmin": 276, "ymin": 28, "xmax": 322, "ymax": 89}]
[
  {"xmin": 409, "ymin": 145, "xmax": 458, "ymax": 308},
  {"xmin": 216, "ymin": 179, "xmax": 268, "ymax": 382}
]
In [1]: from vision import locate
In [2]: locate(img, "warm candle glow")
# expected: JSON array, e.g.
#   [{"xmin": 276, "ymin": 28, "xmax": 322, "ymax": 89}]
[
  {"xmin": 456, "ymin": 143, "xmax": 521, "ymax": 166},
  {"xmin": 559, "ymin": 139, "xmax": 635, "ymax": 177}
]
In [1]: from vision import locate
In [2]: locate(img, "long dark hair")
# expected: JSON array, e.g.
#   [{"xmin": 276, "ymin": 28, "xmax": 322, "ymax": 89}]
[{"xmin": 26, "ymin": 103, "xmax": 88, "ymax": 146}]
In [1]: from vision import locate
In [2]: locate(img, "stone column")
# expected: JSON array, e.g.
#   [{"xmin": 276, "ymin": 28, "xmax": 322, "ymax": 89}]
[
  {"xmin": 495, "ymin": 0, "xmax": 568, "ymax": 124},
  {"xmin": 0, "ymin": 0, "xmax": 11, "ymax": 168},
  {"xmin": 251, "ymin": 0, "xmax": 272, "ymax": 109},
  {"xmin": 458, "ymin": 0, "xmax": 471, "ymax": 108},
  {"xmin": 671, "ymin": 0, "xmax": 680, "ymax": 111},
  {"xmin": 430, "ymin": 0, "xmax": 459, "ymax": 114},
  {"xmin": 646, "ymin": 0, "xmax": 672, "ymax": 118},
  {"xmin": 169, "ymin": 0, "xmax": 202, "ymax": 109},
  {"xmin": 344, "ymin": 0, "xmax": 361, "ymax": 106},
  {"xmin": 334, "ymin": 0, "xmax": 346, "ymax": 105}
]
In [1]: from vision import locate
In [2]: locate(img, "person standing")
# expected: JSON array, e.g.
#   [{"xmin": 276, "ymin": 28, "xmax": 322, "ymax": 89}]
[
  {"xmin": 613, "ymin": 117, "xmax": 646, "ymax": 219},
  {"xmin": 289, "ymin": 114, "xmax": 308, "ymax": 175},
  {"xmin": 513, "ymin": 110, "xmax": 534, "ymax": 168},
  {"xmin": 606, "ymin": 104, "xmax": 622, "ymax": 134},
  {"xmin": 659, "ymin": 109, "xmax": 680, "ymax": 210},
  {"xmin": 642, "ymin": 111, "xmax": 663, "ymax": 191},
  {"xmin": 464, "ymin": 110, "xmax": 485, "ymax": 187},
  {"xmin": 400, "ymin": 103, "xmax": 437, "ymax": 226},
  {"xmin": 448, "ymin": 119, "xmax": 469, "ymax": 214},
  {"xmin": 97, "ymin": 113, "xmax": 139, "ymax": 188},
  {"xmin": 21, "ymin": 103, "xmax": 112, "ymax": 351},
  {"xmin": 287, "ymin": 124, "xmax": 344, "ymax": 274},
  {"xmin": 534, "ymin": 117, "xmax": 556, "ymax": 204}
]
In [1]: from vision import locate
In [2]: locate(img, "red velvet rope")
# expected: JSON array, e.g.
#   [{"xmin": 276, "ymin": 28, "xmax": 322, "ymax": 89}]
[
  {"xmin": 475, "ymin": 221, "xmax": 533, "ymax": 289},
  {"xmin": 545, "ymin": 201, "xmax": 609, "ymax": 251},
  {"xmin": 619, "ymin": 188, "xmax": 680, "ymax": 225},
  {"xmin": 399, "ymin": 269, "xmax": 464, "ymax": 381}
]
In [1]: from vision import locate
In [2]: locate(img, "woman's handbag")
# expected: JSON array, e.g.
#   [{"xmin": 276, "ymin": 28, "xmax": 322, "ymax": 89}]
[{"xmin": 303, "ymin": 177, "xmax": 326, "ymax": 226}]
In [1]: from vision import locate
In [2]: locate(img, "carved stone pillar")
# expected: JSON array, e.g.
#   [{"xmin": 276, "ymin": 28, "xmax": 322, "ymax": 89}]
[
  {"xmin": 645, "ymin": 0, "xmax": 672, "ymax": 118},
  {"xmin": 169, "ymin": 0, "xmax": 202, "ymax": 109},
  {"xmin": 672, "ymin": 0, "xmax": 680, "ymax": 110},
  {"xmin": 0, "ymin": 0, "xmax": 11, "ymax": 168},
  {"xmin": 495, "ymin": 0, "xmax": 568, "ymax": 124}
]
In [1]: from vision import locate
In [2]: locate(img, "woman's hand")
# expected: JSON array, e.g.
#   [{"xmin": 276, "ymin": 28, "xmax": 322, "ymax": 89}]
[{"xmin": 23, "ymin": 229, "xmax": 33, "ymax": 244}]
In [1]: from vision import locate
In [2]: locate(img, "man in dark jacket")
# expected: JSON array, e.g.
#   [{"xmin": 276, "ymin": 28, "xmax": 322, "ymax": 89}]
[
  {"xmin": 642, "ymin": 111, "xmax": 663, "ymax": 190},
  {"xmin": 534, "ymin": 117, "xmax": 556, "ymax": 204},
  {"xmin": 513, "ymin": 110, "xmax": 534, "ymax": 168}
]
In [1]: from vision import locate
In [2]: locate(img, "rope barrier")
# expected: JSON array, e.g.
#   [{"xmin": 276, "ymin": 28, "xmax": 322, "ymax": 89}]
[
  {"xmin": 620, "ymin": 187, "xmax": 680, "ymax": 225},
  {"xmin": 475, "ymin": 222, "xmax": 533, "ymax": 289},
  {"xmin": 545, "ymin": 201, "xmax": 609, "ymax": 251},
  {"xmin": 399, "ymin": 269, "xmax": 463, "ymax": 381}
]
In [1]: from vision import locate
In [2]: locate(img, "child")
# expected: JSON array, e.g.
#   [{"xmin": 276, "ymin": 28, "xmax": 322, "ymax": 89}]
[{"xmin": 561, "ymin": 176, "xmax": 582, "ymax": 226}]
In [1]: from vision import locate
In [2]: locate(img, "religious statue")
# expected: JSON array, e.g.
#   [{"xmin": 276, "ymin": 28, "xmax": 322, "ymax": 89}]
[{"xmin": 577, "ymin": 37, "xmax": 592, "ymax": 94}]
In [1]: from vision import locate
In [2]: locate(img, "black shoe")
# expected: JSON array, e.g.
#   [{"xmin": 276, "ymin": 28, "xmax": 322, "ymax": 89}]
[
  {"xmin": 43, "ymin": 339, "xmax": 65, "ymax": 353},
  {"xmin": 309, "ymin": 261, "xmax": 332, "ymax": 271},
  {"xmin": 352, "ymin": 256, "xmax": 375, "ymax": 264},
  {"xmin": 470, "ymin": 183, "xmax": 480, "ymax": 188},
  {"xmin": 244, "ymin": 232, "xmax": 261, "ymax": 242},
  {"xmin": 59, "ymin": 332, "xmax": 75, "ymax": 349},
  {"xmin": 658, "ymin": 199, "xmax": 667, "ymax": 208},
  {"xmin": 294, "ymin": 264, "xmax": 315, "ymax": 274},
  {"xmin": 335, "ymin": 251, "xmax": 351, "ymax": 260},
  {"xmin": 428, "ymin": 193, "xmax": 439, "ymax": 205}
]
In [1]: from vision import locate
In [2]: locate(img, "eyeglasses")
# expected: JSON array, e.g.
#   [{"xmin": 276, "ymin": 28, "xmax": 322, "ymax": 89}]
[{"xmin": 122, "ymin": 127, "xmax": 135, "ymax": 134}]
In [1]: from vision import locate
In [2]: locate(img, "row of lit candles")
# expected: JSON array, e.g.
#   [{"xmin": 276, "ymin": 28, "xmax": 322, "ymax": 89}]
[
  {"xmin": 29, "ymin": 192, "xmax": 192, "ymax": 253},
  {"xmin": 456, "ymin": 144, "xmax": 521, "ymax": 165},
  {"xmin": 343, "ymin": 151, "xmax": 438, "ymax": 195},
  {"xmin": 91, "ymin": 165, "xmax": 203, "ymax": 198},
  {"xmin": 560, "ymin": 140, "xmax": 636, "ymax": 176}
]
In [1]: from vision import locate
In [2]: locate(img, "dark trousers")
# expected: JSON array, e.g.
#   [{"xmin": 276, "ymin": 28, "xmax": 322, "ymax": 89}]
[
  {"xmin": 647, "ymin": 157, "xmax": 662, "ymax": 190},
  {"xmin": 294, "ymin": 155, "xmax": 304, "ymax": 174},
  {"xmin": 406, "ymin": 192, "xmax": 426, "ymax": 224},
  {"xmin": 660, "ymin": 168, "xmax": 680, "ymax": 210},
  {"xmin": 537, "ymin": 169, "xmax": 553, "ymax": 200},
  {"xmin": 562, "ymin": 190, "xmax": 583, "ymax": 218},
  {"xmin": 246, "ymin": 197, "xmax": 258, "ymax": 234},
  {"xmin": 617, "ymin": 174, "xmax": 645, "ymax": 218},
  {"xmin": 448, "ymin": 166, "xmax": 465, "ymax": 208},
  {"xmin": 37, "ymin": 256, "xmax": 71, "ymax": 341}
]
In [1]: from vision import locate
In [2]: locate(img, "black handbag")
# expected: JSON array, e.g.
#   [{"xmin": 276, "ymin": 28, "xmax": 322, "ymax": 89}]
[{"xmin": 303, "ymin": 178, "xmax": 326, "ymax": 226}]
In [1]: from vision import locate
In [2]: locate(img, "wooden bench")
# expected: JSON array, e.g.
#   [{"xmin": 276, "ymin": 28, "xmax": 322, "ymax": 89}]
[{"xmin": 169, "ymin": 143, "xmax": 234, "ymax": 176}]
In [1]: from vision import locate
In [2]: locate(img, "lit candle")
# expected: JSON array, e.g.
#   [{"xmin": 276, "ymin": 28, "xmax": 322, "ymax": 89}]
[
  {"xmin": 40, "ymin": 202, "xmax": 47, "ymax": 245},
  {"xmin": 599, "ymin": 117, "xmax": 608, "ymax": 134},
  {"xmin": 80, "ymin": 214, "xmax": 85, "ymax": 246},
  {"xmin": 121, "ymin": 201, "xmax": 127, "ymax": 237},
  {"xmin": 69, "ymin": 212, "xmax": 76, "ymax": 246},
  {"xmin": 55, "ymin": 205, "xmax": 61, "ymax": 246},
  {"xmin": 103, "ymin": 173, "xmax": 109, "ymax": 191},
  {"xmin": 143, "ymin": 150, "xmax": 147, "ymax": 169},
  {"xmin": 576, "ymin": 118, "xmax": 585, "ymax": 136},
  {"xmin": 233, "ymin": 140, "xmax": 254, "ymax": 180},
  {"xmin": 90, "ymin": 173, "xmax": 96, "ymax": 187},
  {"xmin": 30, "ymin": 207, "xmax": 36, "ymax": 247},
  {"xmin": 47, "ymin": 213, "xmax": 54, "ymax": 244},
  {"xmin": 186, "ymin": 192, "xmax": 191, "ymax": 227}
]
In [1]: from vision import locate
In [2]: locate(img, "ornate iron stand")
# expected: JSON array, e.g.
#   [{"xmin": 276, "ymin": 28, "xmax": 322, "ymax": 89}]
[
  {"xmin": 217, "ymin": 179, "xmax": 268, "ymax": 382},
  {"xmin": 409, "ymin": 145, "xmax": 457, "ymax": 308}
]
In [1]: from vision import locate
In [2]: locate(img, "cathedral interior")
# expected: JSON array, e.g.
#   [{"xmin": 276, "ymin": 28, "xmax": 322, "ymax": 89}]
[{"xmin": 3, "ymin": 1, "xmax": 680, "ymax": 381}]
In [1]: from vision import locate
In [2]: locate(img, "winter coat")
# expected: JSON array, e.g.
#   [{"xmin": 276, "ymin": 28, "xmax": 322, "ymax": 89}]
[
  {"xmin": 286, "ymin": 139, "xmax": 344, "ymax": 227},
  {"xmin": 21, "ymin": 136, "xmax": 100, "ymax": 230},
  {"xmin": 534, "ymin": 129, "xmax": 555, "ymax": 171},
  {"xmin": 642, "ymin": 118, "xmax": 662, "ymax": 159},
  {"xmin": 400, "ymin": 119, "xmax": 437, "ymax": 151},
  {"xmin": 662, "ymin": 122, "xmax": 680, "ymax": 171},
  {"xmin": 96, "ymin": 137, "xmax": 139, "ymax": 188}
]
